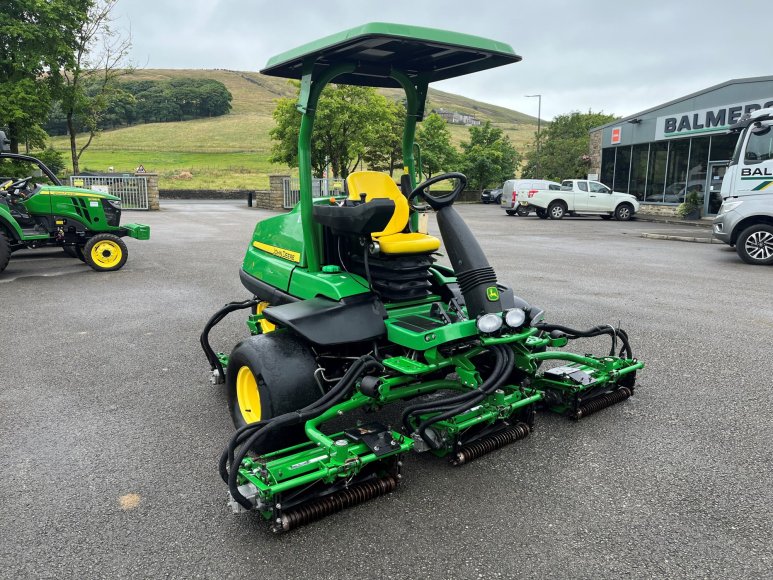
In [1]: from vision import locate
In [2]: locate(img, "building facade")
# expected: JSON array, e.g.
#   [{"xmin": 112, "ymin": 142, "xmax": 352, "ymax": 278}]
[{"xmin": 589, "ymin": 77, "xmax": 773, "ymax": 216}]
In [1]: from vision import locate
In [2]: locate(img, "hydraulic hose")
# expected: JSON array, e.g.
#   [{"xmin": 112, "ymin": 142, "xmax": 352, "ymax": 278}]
[
  {"xmin": 200, "ymin": 299, "xmax": 258, "ymax": 380},
  {"xmin": 417, "ymin": 346, "xmax": 514, "ymax": 448},
  {"xmin": 224, "ymin": 355, "xmax": 383, "ymax": 509},
  {"xmin": 534, "ymin": 322, "xmax": 633, "ymax": 359},
  {"xmin": 400, "ymin": 345, "xmax": 507, "ymax": 432}
]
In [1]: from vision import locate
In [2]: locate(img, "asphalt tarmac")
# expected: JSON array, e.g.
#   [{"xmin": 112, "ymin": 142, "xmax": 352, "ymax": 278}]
[{"xmin": 1, "ymin": 201, "xmax": 770, "ymax": 579}]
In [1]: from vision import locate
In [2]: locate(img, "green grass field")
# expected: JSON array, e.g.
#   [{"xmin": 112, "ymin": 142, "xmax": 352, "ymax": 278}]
[{"xmin": 47, "ymin": 69, "xmax": 538, "ymax": 190}]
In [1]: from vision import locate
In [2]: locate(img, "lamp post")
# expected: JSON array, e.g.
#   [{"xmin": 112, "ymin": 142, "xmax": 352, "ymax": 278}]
[{"xmin": 525, "ymin": 94, "xmax": 542, "ymax": 177}]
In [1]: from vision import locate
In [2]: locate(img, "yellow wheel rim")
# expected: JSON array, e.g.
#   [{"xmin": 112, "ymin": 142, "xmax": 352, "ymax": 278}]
[
  {"xmin": 236, "ymin": 365, "xmax": 262, "ymax": 423},
  {"xmin": 256, "ymin": 301, "xmax": 276, "ymax": 334},
  {"xmin": 90, "ymin": 240, "xmax": 122, "ymax": 268}
]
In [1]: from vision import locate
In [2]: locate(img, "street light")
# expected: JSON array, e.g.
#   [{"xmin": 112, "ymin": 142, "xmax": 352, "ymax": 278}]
[{"xmin": 525, "ymin": 94, "xmax": 542, "ymax": 177}]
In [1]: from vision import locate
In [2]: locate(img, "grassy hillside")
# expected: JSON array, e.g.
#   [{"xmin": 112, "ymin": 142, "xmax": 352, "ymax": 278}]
[{"xmin": 48, "ymin": 69, "xmax": 539, "ymax": 190}]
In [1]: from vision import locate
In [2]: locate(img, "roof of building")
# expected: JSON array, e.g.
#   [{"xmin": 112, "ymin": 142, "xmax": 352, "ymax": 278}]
[{"xmin": 590, "ymin": 76, "xmax": 773, "ymax": 132}]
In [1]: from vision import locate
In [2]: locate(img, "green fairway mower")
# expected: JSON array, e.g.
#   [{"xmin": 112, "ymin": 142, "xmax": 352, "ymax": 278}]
[
  {"xmin": 0, "ymin": 134, "xmax": 150, "ymax": 275},
  {"xmin": 201, "ymin": 23, "xmax": 644, "ymax": 533}
]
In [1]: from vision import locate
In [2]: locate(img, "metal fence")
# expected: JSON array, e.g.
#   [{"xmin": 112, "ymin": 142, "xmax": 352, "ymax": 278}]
[
  {"xmin": 282, "ymin": 177, "xmax": 344, "ymax": 209},
  {"xmin": 70, "ymin": 175, "xmax": 149, "ymax": 210}
]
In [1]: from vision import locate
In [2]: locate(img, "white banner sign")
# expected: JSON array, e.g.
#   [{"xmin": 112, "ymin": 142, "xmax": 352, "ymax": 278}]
[{"xmin": 655, "ymin": 98, "xmax": 773, "ymax": 140}]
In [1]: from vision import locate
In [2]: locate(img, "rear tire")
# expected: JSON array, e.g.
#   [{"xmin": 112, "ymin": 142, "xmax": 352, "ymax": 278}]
[
  {"xmin": 736, "ymin": 224, "xmax": 773, "ymax": 265},
  {"xmin": 83, "ymin": 234, "xmax": 127, "ymax": 271},
  {"xmin": 226, "ymin": 333, "xmax": 322, "ymax": 452},
  {"xmin": 516, "ymin": 206, "xmax": 530, "ymax": 217},
  {"xmin": 548, "ymin": 201, "xmax": 566, "ymax": 220},
  {"xmin": 536, "ymin": 208, "xmax": 548, "ymax": 219},
  {"xmin": 614, "ymin": 203, "xmax": 634, "ymax": 221},
  {"xmin": 0, "ymin": 230, "xmax": 10, "ymax": 274}
]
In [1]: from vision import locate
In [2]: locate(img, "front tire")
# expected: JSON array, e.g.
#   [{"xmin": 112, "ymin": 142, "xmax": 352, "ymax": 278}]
[
  {"xmin": 736, "ymin": 224, "xmax": 773, "ymax": 265},
  {"xmin": 548, "ymin": 201, "xmax": 566, "ymax": 220},
  {"xmin": 226, "ymin": 333, "xmax": 322, "ymax": 452},
  {"xmin": 0, "ymin": 230, "xmax": 10, "ymax": 273},
  {"xmin": 614, "ymin": 203, "xmax": 634, "ymax": 221},
  {"xmin": 83, "ymin": 234, "xmax": 127, "ymax": 271}
]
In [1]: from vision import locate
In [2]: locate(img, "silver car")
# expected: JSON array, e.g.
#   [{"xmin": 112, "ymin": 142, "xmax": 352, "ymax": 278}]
[{"xmin": 713, "ymin": 193, "xmax": 773, "ymax": 264}]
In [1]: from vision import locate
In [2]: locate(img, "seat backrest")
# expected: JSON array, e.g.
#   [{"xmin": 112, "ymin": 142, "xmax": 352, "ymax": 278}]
[{"xmin": 345, "ymin": 171, "xmax": 408, "ymax": 237}]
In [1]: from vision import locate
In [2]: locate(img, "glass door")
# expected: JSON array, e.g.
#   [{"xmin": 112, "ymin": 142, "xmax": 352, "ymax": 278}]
[{"xmin": 705, "ymin": 162, "xmax": 728, "ymax": 216}]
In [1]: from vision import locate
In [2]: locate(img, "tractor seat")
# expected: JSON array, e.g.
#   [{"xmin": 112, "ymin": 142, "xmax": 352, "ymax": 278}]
[{"xmin": 345, "ymin": 171, "xmax": 440, "ymax": 255}]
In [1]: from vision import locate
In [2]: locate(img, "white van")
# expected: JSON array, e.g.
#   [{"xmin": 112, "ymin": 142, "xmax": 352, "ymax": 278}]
[{"xmin": 500, "ymin": 179, "xmax": 562, "ymax": 215}]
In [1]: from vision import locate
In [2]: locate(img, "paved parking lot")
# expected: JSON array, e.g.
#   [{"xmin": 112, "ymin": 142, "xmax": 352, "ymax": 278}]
[{"xmin": 1, "ymin": 201, "xmax": 771, "ymax": 579}]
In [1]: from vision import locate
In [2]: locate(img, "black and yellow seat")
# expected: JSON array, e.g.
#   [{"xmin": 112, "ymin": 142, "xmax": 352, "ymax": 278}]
[{"xmin": 345, "ymin": 171, "xmax": 440, "ymax": 255}]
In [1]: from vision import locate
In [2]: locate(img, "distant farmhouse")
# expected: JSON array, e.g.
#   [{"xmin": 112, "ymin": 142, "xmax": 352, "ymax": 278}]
[{"xmin": 433, "ymin": 108, "xmax": 481, "ymax": 126}]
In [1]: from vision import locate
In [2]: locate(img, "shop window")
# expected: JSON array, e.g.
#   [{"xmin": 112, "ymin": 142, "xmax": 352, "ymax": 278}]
[
  {"xmin": 686, "ymin": 137, "xmax": 710, "ymax": 198},
  {"xmin": 613, "ymin": 146, "xmax": 631, "ymax": 192},
  {"xmin": 710, "ymin": 133, "xmax": 738, "ymax": 161},
  {"xmin": 628, "ymin": 144, "xmax": 649, "ymax": 201},
  {"xmin": 645, "ymin": 141, "xmax": 668, "ymax": 202},
  {"xmin": 664, "ymin": 139, "xmax": 689, "ymax": 204},
  {"xmin": 600, "ymin": 148, "xmax": 615, "ymax": 186}
]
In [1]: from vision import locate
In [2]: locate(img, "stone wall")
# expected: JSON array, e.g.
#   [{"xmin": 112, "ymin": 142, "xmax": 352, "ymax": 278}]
[
  {"xmin": 588, "ymin": 130, "xmax": 602, "ymax": 177},
  {"xmin": 639, "ymin": 203, "xmax": 680, "ymax": 217}
]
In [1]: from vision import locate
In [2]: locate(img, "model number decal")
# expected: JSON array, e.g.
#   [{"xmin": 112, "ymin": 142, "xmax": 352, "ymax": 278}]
[{"xmin": 252, "ymin": 241, "xmax": 301, "ymax": 263}]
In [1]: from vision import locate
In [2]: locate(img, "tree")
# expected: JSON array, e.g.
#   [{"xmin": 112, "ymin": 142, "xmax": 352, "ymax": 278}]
[
  {"xmin": 459, "ymin": 121, "xmax": 520, "ymax": 190},
  {"xmin": 0, "ymin": 0, "xmax": 89, "ymax": 152},
  {"xmin": 520, "ymin": 110, "xmax": 617, "ymax": 181},
  {"xmin": 59, "ymin": 0, "xmax": 132, "ymax": 174},
  {"xmin": 361, "ymin": 99, "xmax": 404, "ymax": 176},
  {"xmin": 416, "ymin": 113, "xmax": 457, "ymax": 178},
  {"xmin": 269, "ymin": 84, "xmax": 394, "ymax": 179}
]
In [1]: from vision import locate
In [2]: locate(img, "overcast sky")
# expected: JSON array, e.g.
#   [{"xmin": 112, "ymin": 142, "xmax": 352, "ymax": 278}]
[{"xmin": 116, "ymin": 0, "xmax": 771, "ymax": 121}]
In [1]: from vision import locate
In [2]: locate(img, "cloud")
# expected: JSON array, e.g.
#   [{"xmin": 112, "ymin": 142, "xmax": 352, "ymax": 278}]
[{"xmin": 116, "ymin": 0, "xmax": 772, "ymax": 119}]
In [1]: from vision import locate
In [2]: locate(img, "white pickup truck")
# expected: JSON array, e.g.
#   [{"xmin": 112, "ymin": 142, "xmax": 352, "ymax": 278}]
[{"xmin": 516, "ymin": 179, "xmax": 640, "ymax": 220}]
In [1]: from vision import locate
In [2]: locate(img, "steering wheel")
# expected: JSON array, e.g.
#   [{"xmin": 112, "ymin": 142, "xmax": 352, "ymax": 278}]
[
  {"xmin": 8, "ymin": 176, "xmax": 33, "ymax": 198},
  {"xmin": 408, "ymin": 172, "xmax": 468, "ymax": 211}
]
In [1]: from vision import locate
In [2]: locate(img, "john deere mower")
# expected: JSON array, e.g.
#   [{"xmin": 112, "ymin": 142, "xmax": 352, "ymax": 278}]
[
  {"xmin": 201, "ymin": 23, "xmax": 643, "ymax": 533},
  {"xmin": 0, "ymin": 132, "xmax": 150, "ymax": 275}
]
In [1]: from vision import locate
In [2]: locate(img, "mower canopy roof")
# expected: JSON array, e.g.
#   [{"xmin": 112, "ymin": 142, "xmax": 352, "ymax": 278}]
[{"xmin": 260, "ymin": 22, "xmax": 521, "ymax": 88}]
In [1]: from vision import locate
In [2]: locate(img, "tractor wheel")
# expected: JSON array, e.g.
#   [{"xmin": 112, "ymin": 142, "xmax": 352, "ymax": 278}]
[
  {"xmin": 515, "ymin": 206, "xmax": 531, "ymax": 217},
  {"xmin": 536, "ymin": 208, "xmax": 548, "ymax": 219},
  {"xmin": 600, "ymin": 214, "xmax": 613, "ymax": 220},
  {"xmin": 0, "ymin": 230, "xmax": 10, "ymax": 274},
  {"xmin": 83, "ymin": 234, "xmax": 127, "ymax": 272},
  {"xmin": 505, "ymin": 210, "xmax": 516, "ymax": 216},
  {"xmin": 548, "ymin": 201, "xmax": 566, "ymax": 220},
  {"xmin": 614, "ymin": 203, "xmax": 634, "ymax": 221},
  {"xmin": 226, "ymin": 333, "xmax": 322, "ymax": 452},
  {"xmin": 62, "ymin": 246, "xmax": 79, "ymax": 258},
  {"xmin": 736, "ymin": 224, "xmax": 773, "ymax": 265}
]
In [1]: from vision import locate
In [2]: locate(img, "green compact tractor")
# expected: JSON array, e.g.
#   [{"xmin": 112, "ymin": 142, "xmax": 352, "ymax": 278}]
[
  {"xmin": 0, "ymin": 134, "xmax": 150, "ymax": 275},
  {"xmin": 202, "ymin": 23, "xmax": 643, "ymax": 533}
]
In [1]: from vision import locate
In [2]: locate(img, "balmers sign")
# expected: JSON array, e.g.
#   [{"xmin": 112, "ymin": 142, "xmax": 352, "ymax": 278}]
[{"xmin": 655, "ymin": 98, "xmax": 773, "ymax": 140}]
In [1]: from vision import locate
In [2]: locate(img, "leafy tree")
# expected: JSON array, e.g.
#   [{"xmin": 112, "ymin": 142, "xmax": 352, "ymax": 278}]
[
  {"xmin": 520, "ymin": 110, "xmax": 617, "ymax": 181},
  {"xmin": 459, "ymin": 121, "xmax": 520, "ymax": 190},
  {"xmin": 361, "ymin": 99, "xmax": 404, "ymax": 176},
  {"xmin": 269, "ymin": 84, "xmax": 394, "ymax": 179},
  {"xmin": 416, "ymin": 113, "xmax": 457, "ymax": 178},
  {"xmin": 0, "ymin": 0, "xmax": 89, "ymax": 152},
  {"xmin": 60, "ymin": 0, "xmax": 132, "ymax": 173}
]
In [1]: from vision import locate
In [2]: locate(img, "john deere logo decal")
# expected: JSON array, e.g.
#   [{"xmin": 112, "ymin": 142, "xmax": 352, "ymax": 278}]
[{"xmin": 486, "ymin": 286, "xmax": 499, "ymax": 301}]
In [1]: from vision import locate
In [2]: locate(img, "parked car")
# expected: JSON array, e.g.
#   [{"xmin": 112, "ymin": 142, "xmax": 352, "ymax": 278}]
[
  {"xmin": 500, "ymin": 179, "xmax": 562, "ymax": 215},
  {"xmin": 480, "ymin": 188, "xmax": 503, "ymax": 204},
  {"xmin": 516, "ymin": 179, "xmax": 640, "ymax": 220}
]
